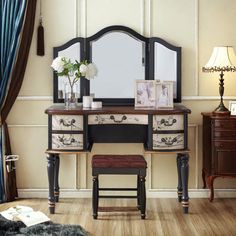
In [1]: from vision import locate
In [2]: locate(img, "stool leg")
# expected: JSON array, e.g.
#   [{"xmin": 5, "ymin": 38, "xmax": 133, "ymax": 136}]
[
  {"xmin": 137, "ymin": 175, "xmax": 141, "ymax": 210},
  {"xmin": 92, "ymin": 176, "xmax": 99, "ymax": 219},
  {"xmin": 140, "ymin": 176, "xmax": 146, "ymax": 219}
]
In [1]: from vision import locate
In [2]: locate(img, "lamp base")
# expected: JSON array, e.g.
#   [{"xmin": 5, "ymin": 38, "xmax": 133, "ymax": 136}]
[{"xmin": 213, "ymin": 104, "xmax": 230, "ymax": 116}]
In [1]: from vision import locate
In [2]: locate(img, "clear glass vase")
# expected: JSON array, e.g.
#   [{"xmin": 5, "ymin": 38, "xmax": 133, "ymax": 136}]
[{"xmin": 64, "ymin": 84, "xmax": 77, "ymax": 108}]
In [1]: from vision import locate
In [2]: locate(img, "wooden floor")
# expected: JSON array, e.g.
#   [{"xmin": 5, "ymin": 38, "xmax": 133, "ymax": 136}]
[{"xmin": 0, "ymin": 198, "xmax": 236, "ymax": 236}]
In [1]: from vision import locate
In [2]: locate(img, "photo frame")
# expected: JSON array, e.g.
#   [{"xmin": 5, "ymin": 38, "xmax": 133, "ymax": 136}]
[
  {"xmin": 229, "ymin": 101, "xmax": 236, "ymax": 115},
  {"xmin": 155, "ymin": 81, "xmax": 173, "ymax": 109},
  {"xmin": 135, "ymin": 80, "xmax": 156, "ymax": 108}
]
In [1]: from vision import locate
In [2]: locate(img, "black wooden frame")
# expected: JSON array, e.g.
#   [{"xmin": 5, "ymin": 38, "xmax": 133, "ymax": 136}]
[
  {"xmin": 53, "ymin": 37, "xmax": 85, "ymax": 103},
  {"xmin": 53, "ymin": 25, "xmax": 182, "ymax": 105},
  {"xmin": 150, "ymin": 38, "xmax": 181, "ymax": 103}
]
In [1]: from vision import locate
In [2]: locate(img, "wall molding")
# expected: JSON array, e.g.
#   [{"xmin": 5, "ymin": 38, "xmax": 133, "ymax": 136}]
[
  {"xmin": 18, "ymin": 188, "xmax": 236, "ymax": 199},
  {"xmin": 15, "ymin": 95, "xmax": 236, "ymax": 102},
  {"xmin": 195, "ymin": 0, "xmax": 199, "ymax": 96},
  {"xmin": 16, "ymin": 96, "xmax": 52, "ymax": 101},
  {"xmin": 8, "ymin": 124, "xmax": 47, "ymax": 128}
]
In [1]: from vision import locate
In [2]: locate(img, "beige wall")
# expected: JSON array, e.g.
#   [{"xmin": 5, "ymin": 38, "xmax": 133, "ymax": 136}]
[{"xmin": 7, "ymin": 0, "xmax": 236, "ymax": 197}]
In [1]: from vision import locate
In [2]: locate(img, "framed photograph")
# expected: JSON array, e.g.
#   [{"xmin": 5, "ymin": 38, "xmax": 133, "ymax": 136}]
[
  {"xmin": 155, "ymin": 81, "xmax": 173, "ymax": 109},
  {"xmin": 135, "ymin": 80, "xmax": 156, "ymax": 108},
  {"xmin": 229, "ymin": 101, "xmax": 236, "ymax": 115}
]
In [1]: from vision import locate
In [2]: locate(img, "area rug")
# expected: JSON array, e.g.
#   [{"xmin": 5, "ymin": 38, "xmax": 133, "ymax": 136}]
[{"xmin": 0, "ymin": 215, "xmax": 88, "ymax": 236}]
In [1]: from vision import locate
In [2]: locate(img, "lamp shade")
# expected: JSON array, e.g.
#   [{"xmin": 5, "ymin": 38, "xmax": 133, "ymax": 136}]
[{"xmin": 203, "ymin": 46, "xmax": 236, "ymax": 72}]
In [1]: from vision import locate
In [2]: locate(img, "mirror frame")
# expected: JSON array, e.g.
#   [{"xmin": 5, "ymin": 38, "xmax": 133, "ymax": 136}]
[
  {"xmin": 53, "ymin": 37, "xmax": 85, "ymax": 103},
  {"xmin": 53, "ymin": 26, "xmax": 182, "ymax": 105},
  {"xmin": 150, "ymin": 37, "xmax": 181, "ymax": 103},
  {"xmin": 86, "ymin": 25, "xmax": 149, "ymax": 106}
]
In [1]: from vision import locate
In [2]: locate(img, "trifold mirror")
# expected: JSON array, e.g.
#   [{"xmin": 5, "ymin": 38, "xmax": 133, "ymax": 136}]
[{"xmin": 53, "ymin": 25, "xmax": 181, "ymax": 105}]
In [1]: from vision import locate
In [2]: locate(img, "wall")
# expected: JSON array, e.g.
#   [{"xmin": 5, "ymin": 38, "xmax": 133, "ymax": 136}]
[{"xmin": 7, "ymin": 0, "xmax": 236, "ymax": 198}]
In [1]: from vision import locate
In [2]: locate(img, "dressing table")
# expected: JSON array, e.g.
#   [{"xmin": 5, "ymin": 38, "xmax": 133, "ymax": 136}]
[{"xmin": 46, "ymin": 25, "xmax": 191, "ymax": 214}]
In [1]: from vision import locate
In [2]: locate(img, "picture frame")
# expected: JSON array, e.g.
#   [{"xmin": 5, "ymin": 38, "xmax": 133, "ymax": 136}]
[
  {"xmin": 155, "ymin": 81, "xmax": 173, "ymax": 109},
  {"xmin": 229, "ymin": 101, "xmax": 236, "ymax": 115},
  {"xmin": 135, "ymin": 80, "xmax": 156, "ymax": 108}
]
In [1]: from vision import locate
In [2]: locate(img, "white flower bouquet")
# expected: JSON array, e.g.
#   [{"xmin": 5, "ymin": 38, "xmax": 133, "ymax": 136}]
[
  {"xmin": 51, "ymin": 57, "xmax": 97, "ymax": 90},
  {"xmin": 51, "ymin": 57, "xmax": 97, "ymax": 107}
]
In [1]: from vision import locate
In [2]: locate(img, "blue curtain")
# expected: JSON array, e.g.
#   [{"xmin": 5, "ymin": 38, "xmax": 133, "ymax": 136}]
[{"xmin": 0, "ymin": 0, "xmax": 27, "ymax": 202}]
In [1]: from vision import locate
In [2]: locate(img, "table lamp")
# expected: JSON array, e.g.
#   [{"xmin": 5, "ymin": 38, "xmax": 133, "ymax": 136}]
[{"xmin": 202, "ymin": 46, "xmax": 236, "ymax": 115}]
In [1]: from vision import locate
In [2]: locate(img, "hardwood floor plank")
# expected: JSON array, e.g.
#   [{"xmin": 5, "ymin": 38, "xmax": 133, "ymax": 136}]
[{"xmin": 0, "ymin": 198, "xmax": 236, "ymax": 236}]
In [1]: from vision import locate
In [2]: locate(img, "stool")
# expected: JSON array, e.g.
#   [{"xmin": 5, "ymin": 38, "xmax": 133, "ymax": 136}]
[{"xmin": 91, "ymin": 154, "xmax": 147, "ymax": 219}]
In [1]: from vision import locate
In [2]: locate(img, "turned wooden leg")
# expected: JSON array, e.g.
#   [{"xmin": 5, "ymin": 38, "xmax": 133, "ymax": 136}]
[
  {"xmin": 207, "ymin": 176, "xmax": 216, "ymax": 202},
  {"xmin": 54, "ymin": 154, "xmax": 60, "ymax": 202},
  {"xmin": 92, "ymin": 176, "xmax": 99, "ymax": 219},
  {"xmin": 202, "ymin": 169, "xmax": 206, "ymax": 189},
  {"xmin": 176, "ymin": 154, "xmax": 183, "ymax": 202},
  {"xmin": 140, "ymin": 176, "xmax": 146, "ymax": 219},
  {"xmin": 47, "ymin": 154, "xmax": 56, "ymax": 214},
  {"xmin": 180, "ymin": 153, "xmax": 189, "ymax": 214}
]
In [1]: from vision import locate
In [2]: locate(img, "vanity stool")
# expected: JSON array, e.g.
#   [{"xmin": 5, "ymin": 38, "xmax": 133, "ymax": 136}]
[{"xmin": 91, "ymin": 154, "xmax": 147, "ymax": 219}]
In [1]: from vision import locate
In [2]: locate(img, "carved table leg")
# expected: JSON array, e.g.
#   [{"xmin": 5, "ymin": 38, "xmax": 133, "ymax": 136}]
[
  {"xmin": 176, "ymin": 154, "xmax": 183, "ymax": 202},
  {"xmin": 207, "ymin": 176, "xmax": 216, "ymax": 202},
  {"xmin": 180, "ymin": 153, "xmax": 189, "ymax": 214},
  {"xmin": 54, "ymin": 154, "xmax": 60, "ymax": 202},
  {"xmin": 92, "ymin": 176, "xmax": 99, "ymax": 219},
  {"xmin": 202, "ymin": 169, "xmax": 206, "ymax": 189},
  {"xmin": 47, "ymin": 154, "xmax": 56, "ymax": 214}
]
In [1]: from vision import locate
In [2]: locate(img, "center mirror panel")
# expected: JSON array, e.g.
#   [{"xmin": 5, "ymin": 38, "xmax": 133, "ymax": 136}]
[{"xmin": 87, "ymin": 26, "xmax": 149, "ymax": 105}]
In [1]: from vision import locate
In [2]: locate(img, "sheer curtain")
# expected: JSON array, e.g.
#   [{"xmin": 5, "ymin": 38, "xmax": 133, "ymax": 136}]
[{"xmin": 0, "ymin": 0, "xmax": 37, "ymax": 202}]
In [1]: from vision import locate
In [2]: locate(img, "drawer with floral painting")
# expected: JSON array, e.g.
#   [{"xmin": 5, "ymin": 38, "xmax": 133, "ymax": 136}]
[
  {"xmin": 48, "ymin": 115, "xmax": 85, "ymax": 151},
  {"xmin": 152, "ymin": 114, "xmax": 187, "ymax": 151}
]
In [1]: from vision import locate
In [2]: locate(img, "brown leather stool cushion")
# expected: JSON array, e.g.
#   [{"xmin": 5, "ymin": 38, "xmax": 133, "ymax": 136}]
[{"xmin": 92, "ymin": 155, "xmax": 147, "ymax": 168}]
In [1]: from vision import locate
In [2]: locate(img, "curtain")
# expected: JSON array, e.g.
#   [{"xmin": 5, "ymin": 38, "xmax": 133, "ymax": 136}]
[{"xmin": 0, "ymin": 0, "xmax": 37, "ymax": 202}]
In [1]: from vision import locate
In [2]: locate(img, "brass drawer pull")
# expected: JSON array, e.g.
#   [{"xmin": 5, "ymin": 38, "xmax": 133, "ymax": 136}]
[
  {"xmin": 110, "ymin": 115, "xmax": 127, "ymax": 123},
  {"xmin": 59, "ymin": 118, "xmax": 76, "ymax": 127},
  {"xmin": 160, "ymin": 118, "xmax": 177, "ymax": 127}
]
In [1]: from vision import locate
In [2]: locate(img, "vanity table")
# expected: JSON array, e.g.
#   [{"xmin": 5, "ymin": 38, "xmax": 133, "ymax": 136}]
[
  {"xmin": 45, "ymin": 104, "xmax": 191, "ymax": 214},
  {"xmin": 47, "ymin": 25, "xmax": 191, "ymax": 214}
]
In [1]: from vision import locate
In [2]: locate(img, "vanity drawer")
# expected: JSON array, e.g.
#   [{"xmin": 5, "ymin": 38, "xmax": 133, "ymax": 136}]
[
  {"xmin": 153, "ymin": 115, "xmax": 184, "ymax": 131},
  {"xmin": 52, "ymin": 115, "xmax": 83, "ymax": 131},
  {"xmin": 88, "ymin": 114, "xmax": 148, "ymax": 125},
  {"xmin": 51, "ymin": 133, "xmax": 83, "ymax": 150},
  {"xmin": 153, "ymin": 133, "xmax": 184, "ymax": 150}
]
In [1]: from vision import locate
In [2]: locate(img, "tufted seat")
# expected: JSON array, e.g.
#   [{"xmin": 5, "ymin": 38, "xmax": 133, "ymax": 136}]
[
  {"xmin": 91, "ymin": 154, "xmax": 147, "ymax": 219},
  {"xmin": 92, "ymin": 155, "xmax": 147, "ymax": 168}
]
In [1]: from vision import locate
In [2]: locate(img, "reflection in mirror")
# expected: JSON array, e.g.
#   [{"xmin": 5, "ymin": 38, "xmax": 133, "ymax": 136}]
[
  {"xmin": 57, "ymin": 43, "xmax": 81, "ymax": 99},
  {"xmin": 154, "ymin": 42, "xmax": 177, "ymax": 99},
  {"xmin": 90, "ymin": 32, "xmax": 145, "ymax": 99}
]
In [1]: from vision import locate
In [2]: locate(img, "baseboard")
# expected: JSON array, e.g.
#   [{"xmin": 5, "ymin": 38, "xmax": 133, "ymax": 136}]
[{"xmin": 17, "ymin": 188, "xmax": 236, "ymax": 199}]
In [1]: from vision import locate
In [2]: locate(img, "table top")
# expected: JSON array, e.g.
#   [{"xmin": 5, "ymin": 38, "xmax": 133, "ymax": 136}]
[{"xmin": 45, "ymin": 104, "xmax": 191, "ymax": 115}]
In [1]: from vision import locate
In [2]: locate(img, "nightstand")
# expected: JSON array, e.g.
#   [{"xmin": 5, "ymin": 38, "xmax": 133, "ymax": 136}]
[{"xmin": 202, "ymin": 113, "xmax": 236, "ymax": 201}]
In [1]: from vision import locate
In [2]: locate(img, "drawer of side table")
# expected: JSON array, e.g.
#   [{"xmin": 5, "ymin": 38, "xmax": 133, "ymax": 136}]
[
  {"xmin": 214, "ymin": 141, "xmax": 236, "ymax": 149},
  {"xmin": 153, "ymin": 133, "xmax": 184, "ymax": 150},
  {"xmin": 88, "ymin": 114, "xmax": 148, "ymax": 125},
  {"xmin": 213, "ymin": 120, "xmax": 236, "ymax": 130},
  {"xmin": 153, "ymin": 115, "xmax": 184, "ymax": 131},
  {"xmin": 52, "ymin": 115, "xmax": 83, "ymax": 131},
  {"xmin": 214, "ymin": 131, "xmax": 236, "ymax": 140},
  {"xmin": 51, "ymin": 133, "xmax": 83, "ymax": 150}
]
